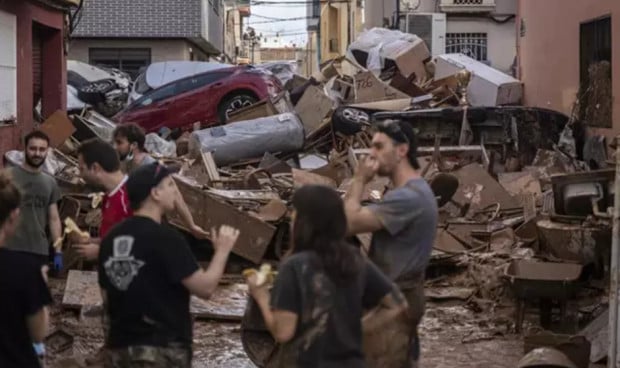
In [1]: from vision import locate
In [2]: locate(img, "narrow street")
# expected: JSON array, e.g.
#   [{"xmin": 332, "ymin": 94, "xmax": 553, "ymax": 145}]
[{"xmin": 0, "ymin": 0, "xmax": 618, "ymax": 367}]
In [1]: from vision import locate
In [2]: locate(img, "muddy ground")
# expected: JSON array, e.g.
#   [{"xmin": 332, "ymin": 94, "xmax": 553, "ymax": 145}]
[
  {"xmin": 43, "ymin": 248, "xmax": 608, "ymax": 368},
  {"xmin": 42, "ymin": 278, "xmax": 532, "ymax": 368}
]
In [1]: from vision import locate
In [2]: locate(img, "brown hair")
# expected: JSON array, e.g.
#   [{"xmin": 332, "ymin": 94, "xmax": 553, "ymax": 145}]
[{"xmin": 0, "ymin": 170, "xmax": 21, "ymax": 228}]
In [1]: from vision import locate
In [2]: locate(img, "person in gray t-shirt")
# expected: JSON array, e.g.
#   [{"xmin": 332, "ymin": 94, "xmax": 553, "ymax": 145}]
[
  {"xmin": 4, "ymin": 131, "xmax": 62, "ymax": 266},
  {"xmin": 112, "ymin": 123, "xmax": 158, "ymax": 174},
  {"xmin": 344, "ymin": 119, "xmax": 438, "ymax": 368}
]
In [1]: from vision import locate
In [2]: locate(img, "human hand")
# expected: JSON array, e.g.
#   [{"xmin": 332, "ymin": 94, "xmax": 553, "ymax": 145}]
[
  {"xmin": 190, "ymin": 224, "xmax": 210, "ymax": 239},
  {"xmin": 74, "ymin": 243, "xmax": 99, "ymax": 261},
  {"xmin": 53, "ymin": 252, "xmax": 63, "ymax": 271},
  {"xmin": 211, "ymin": 225, "xmax": 240, "ymax": 254},
  {"xmin": 245, "ymin": 272, "xmax": 270, "ymax": 300},
  {"xmin": 69, "ymin": 231, "xmax": 91, "ymax": 244},
  {"xmin": 41, "ymin": 265, "xmax": 49, "ymax": 285},
  {"xmin": 354, "ymin": 155, "xmax": 379, "ymax": 184}
]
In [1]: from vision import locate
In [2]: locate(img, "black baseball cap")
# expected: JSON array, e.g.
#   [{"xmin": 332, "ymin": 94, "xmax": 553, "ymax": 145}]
[
  {"xmin": 126, "ymin": 162, "xmax": 171, "ymax": 210},
  {"xmin": 373, "ymin": 119, "xmax": 420, "ymax": 169}
]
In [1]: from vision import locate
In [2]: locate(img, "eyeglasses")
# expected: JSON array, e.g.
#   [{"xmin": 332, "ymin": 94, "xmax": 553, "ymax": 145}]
[{"xmin": 373, "ymin": 119, "xmax": 409, "ymax": 144}]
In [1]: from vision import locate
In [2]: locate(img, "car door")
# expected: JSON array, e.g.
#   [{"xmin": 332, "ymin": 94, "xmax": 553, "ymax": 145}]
[
  {"xmin": 190, "ymin": 72, "xmax": 233, "ymax": 126},
  {"xmin": 169, "ymin": 74, "xmax": 213, "ymax": 130},
  {"xmin": 128, "ymin": 83, "xmax": 177, "ymax": 132}
]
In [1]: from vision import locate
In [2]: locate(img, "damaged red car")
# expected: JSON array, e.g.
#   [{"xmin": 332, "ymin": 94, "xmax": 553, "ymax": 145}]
[{"xmin": 113, "ymin": 65, "xmax": 282, "ymax": 133}]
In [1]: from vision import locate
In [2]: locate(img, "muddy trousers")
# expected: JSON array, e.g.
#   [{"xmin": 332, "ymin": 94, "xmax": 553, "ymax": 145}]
[
  {"xmin": 398, "ymin": 276, "xmax": 425, "ymax": 367},
  {"xmin": 104, "ymin": 344, "xmax": 192, "ymax": 368}
]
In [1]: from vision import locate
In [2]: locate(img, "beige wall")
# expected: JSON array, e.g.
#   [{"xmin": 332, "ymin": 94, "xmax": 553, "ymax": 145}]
[
  {"xmin": 68, "ymin": 39, "xmax": 208, "ymax": 64},
  {"xmin": 517, "ymin": 0, "xmax": 620, "ymax": 137},
  {"xmin": 447, "ymin": 17, "xmax": 516, "ymax": 73}
]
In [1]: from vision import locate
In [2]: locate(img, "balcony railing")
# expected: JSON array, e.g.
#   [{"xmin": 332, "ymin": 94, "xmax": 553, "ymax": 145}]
[{"xmin": 440, "ymin": 0, "xmax": 496, "ymax": 13}]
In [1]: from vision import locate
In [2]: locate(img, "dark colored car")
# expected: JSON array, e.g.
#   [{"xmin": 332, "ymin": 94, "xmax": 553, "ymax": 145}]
[{"xmin": 114, "ymin": 65, "xmax": 283, "ymax": 133}]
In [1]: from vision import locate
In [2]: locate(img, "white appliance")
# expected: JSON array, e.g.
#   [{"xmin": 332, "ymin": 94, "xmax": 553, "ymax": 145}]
[
  {"xmin": 400, "ymin": 12, "xmax": 446, "ymax": 56},
  {"xmin": 435, "ymin": 53, "xmax": 523, "ymax": 106}
]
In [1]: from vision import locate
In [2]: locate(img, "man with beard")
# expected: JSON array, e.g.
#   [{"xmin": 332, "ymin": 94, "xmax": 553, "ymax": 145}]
[
  {"xmin": 343, "ymin": 119, "xmax": 438, "ymax": 368},
  {"xmin": 74, "ymin": 138, "xmax": 208, "ymax": 260},
  {"xmin": 112, "ymin": 124, "xmax": 156, "ymax": 174},
  {"xmin": 4, "ymin": 131, "xmax": 62, "ymax": 268}
]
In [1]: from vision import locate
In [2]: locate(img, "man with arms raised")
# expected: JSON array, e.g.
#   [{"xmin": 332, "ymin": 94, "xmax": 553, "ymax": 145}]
[
  {"xmin": 344, "ymin": 119, "xmax": 438, "ymax": 368},
  {"xmin": 99, "ymin": 162, "xmax": 240, "ymax": 367}
]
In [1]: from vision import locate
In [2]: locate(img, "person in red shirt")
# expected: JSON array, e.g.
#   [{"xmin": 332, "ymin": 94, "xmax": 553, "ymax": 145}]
[{"xmin": 74, "ymin": 138, "xmax": 208, "ymax": 260}]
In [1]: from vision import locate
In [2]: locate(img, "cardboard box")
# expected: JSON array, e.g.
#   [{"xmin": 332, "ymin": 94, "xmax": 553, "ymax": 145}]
[
  {"xmin": 354, "ymin": 71, "xmax": 409, "ymax": 103},
  {"xmin": 382, "ymin": 37, "xmax": 431, "ymax": 81},
  {"xmin": 434, "ymin": 53, "xmax": 523, "ymax": 106},
  {"xmin": 294, "ymin": 85, "xmax": 333, "ymax": 136}
]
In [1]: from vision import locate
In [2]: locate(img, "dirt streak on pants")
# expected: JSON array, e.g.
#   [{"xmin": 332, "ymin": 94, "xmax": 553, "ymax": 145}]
[
  {"xmin": 363, "ymin": 275, "xmax": 425, "ymax": 368},
  {"xmin": 104, "ymin": 345, "xmax": 191, "ymax": 368}
]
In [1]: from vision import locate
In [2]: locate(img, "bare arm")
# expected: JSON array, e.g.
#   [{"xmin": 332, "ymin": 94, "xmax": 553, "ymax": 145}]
[
  {"xmin": 48, "ymin": 204, "xmax": 62, "ymax": 251},
  {"xmin": 344, "ymin": 177, "xmax": 383, "ymax": 236},
  {"xmin": 27, "ymin": 307, "xmax": 49, "ymax": 343},
  {"xmin": 181, "ymin": 225, "xmax": 239, "ymax": 299},
  {"xmin": 172, "ymin": 181, "xmax": 209, "ymax": 238},
  {"xmin": 252, "ymin": 287, "xmax": 297, "ymax": 343},
  {"xmin": 181, "ymin": 250, "xmax": 230, "ymax": 300},
  {"xmin": 362, "ymin": 289, "xmax": 408, "ymax": 334}
]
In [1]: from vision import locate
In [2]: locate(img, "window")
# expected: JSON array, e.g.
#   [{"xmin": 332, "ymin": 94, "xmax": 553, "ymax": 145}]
[
  {"xmin": 175, "ymin": 72, "xmax": 231, "ymax": 95},
  {"xmin": 0, "ymin": 10, "xmax": 17, "ymax": 123},
  {"xmin": 580, "ymin": 16, "xmax": 612, "ymax": 127},
  {"xmin": 136, "ymin": 84, "xmax": 176, "ymax": 107},
  {"xmin": 446, "ymin": 33, "xmax": 488, "ymax": 62},
  {"xmin": 213, "ymin": 0, "xmax": 221, "ymax": 15},
  {"xmin": 89, "ymin": 48, "xmax": 151, "ymax": 79}
]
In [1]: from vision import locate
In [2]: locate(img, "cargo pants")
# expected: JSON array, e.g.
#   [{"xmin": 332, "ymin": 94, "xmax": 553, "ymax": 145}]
[{"xmin": 104, "ymin": 345, "xmax": 191, "ymax": 368}]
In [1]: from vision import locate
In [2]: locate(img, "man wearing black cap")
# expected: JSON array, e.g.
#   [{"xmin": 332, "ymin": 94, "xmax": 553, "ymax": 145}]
[
  {"xmin": 98, "ymin": 162, "xmax": 240, "ymax": 367},
  {"xmin": 343, "ymin": 119, "xmax": 438, "ymax": 368}
]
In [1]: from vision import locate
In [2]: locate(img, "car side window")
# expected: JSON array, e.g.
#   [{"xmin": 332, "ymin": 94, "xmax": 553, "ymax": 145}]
[
  {"xmin": 138, "ymin": 83, "xmax": 176, "ymax": 107},
  {"xmin": 175, "ymin": 72, "xmax": 232, "ymax": 95}
]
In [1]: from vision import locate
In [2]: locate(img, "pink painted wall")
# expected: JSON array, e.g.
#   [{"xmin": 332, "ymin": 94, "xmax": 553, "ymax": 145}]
[{"xmin": 517, "ymin": 0, "xmax": 620, "ymax": 138}]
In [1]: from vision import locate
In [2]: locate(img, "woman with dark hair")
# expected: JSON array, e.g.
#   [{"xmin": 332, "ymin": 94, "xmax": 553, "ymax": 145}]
[
  {"xmin": 0, "ymin": 170, "xmax": 53, "ymax": 367},
  {"xmin": 246, "ymin": 185, "xmax": 407, "ymax": 368}
]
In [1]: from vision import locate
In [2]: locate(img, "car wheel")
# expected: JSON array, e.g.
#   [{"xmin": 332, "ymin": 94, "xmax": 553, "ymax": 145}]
[
  {"xmin": 77, "ymin": 79, "xmax": 117, "ymax": 105},
  {"xmin": 218, "ymin": 94, "xmax": 257, "ymax": 123},
  {"xmin": 332, "ymin": 106, "xmax": 370, "ymax": 135}
]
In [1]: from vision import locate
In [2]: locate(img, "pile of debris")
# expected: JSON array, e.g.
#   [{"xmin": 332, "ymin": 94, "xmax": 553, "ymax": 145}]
[{"xmin": 9, "ymin": 27, "xmax": 616, "ymax": 368}]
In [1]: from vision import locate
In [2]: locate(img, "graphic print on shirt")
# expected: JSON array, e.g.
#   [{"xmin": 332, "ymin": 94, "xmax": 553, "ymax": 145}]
[{"xmin": 104, "ymin": 235, "xmax": 145, "ymax": 291}]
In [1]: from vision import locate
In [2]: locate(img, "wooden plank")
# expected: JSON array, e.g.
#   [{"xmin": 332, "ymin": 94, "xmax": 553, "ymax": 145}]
[
  {"xmin": 62, "ymin": 270, "xmax": 102, "ymax": 309},
  {"xmin": 38, "ymin": 110, "xmax": 76, "ymax": 148},
  {"xmin": 190, "ymin": 283, "xmax": 248, "ymax": 321},
  {"xmin": 171, "ymin": 176, "xmax": 277, "ymax": 264},
  {"xmin": 201, "ymin": 151, "xmax": 221, "ymax": 182}
]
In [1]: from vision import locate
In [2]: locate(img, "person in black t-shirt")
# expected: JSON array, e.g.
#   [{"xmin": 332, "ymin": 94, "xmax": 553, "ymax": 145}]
[
  {"xmin": 98, "ymin": 163, "xmax": 240, "ymax": 368},
  {"xmin": 246, "ymin": 185, "xmax": 407, "ymax": 368},
  {"xmin": 0, "ymin": 170, "xmax": 53, "ymax": 368}
]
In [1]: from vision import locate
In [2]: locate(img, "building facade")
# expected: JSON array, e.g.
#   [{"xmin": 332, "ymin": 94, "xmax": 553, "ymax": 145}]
[
  {"xmin": 517, "ymin": 0, "xmax": 619, "ymax": 139},
  {"xmin": 364, "ymin": 0, "xmax": 517, "ymax": 73},
  {"xmin": 0, "ymin": 0, "xmax": 75, "ymax": 155},
  {"xmin": 69, "ymin": 0, "xmax": 224, "ymax": 78},
  {"xmin": 306, "ymin": 0, "xmax": 363, "ymax": 75}
]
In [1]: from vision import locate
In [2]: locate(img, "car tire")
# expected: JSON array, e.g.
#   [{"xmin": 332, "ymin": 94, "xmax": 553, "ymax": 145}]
[
  {"xmin": 77, "ymin": 79, "xmax": 117, "ymax": 105},
  {"xmin": 332, "ymin": 106, "xmax": 370, "ymax": 135},
  {"xmin": 218, "ymin": 93, "xmax": 257, "ymax": 123}
]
